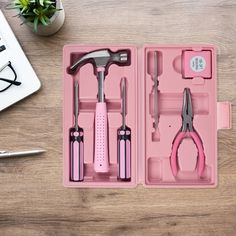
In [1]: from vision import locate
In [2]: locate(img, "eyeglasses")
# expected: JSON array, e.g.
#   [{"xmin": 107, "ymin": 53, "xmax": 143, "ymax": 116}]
[{"xmin": 0, "ymin": 61, "xmax": 21, "ymax": 92}]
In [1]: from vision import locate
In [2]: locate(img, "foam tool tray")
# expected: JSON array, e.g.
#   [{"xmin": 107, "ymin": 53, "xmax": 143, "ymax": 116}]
[{"xmin": 63, "ymin": 45, "xmax": 232, "ymax": 188}]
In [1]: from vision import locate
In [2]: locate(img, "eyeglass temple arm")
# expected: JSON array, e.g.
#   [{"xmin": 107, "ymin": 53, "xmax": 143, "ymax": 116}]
[{"xmin": 0, "ymin": 78, "xmax": 21, "ymax": 86}]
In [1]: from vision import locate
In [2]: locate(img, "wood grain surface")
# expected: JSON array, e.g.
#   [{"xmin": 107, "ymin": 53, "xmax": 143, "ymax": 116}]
[{"xmin": 0, "ymin": 0, "xmax": 235, "ymax": 235}]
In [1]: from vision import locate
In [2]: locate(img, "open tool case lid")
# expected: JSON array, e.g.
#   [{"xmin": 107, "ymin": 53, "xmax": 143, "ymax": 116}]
[{"xmin": 63, "ymin": 44, "xmax": 232, "ymax": 188}]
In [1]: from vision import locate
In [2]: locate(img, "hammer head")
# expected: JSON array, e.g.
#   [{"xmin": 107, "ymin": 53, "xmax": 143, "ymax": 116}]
[{"xmin": 68, "ymin": 49, "xmax": 131, "ymax": 76}]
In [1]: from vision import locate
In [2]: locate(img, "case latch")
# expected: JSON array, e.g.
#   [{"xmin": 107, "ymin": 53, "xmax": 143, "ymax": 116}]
[{"xmin": 217, "ymin": 101, "xmax": 232, "ymax": 130}]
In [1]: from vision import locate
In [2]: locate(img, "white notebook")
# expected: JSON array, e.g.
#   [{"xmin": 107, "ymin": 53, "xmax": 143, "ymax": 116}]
[{"xmin": 0, "ymin": 10, "xmax": 41, "ymax": 111}]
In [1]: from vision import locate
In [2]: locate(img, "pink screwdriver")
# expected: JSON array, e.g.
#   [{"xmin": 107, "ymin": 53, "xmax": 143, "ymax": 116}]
[
  {"xmin": 117, "ymin": 77, "xmax": 131, "ymax": 181},
  {"xmin": 69, "ymin": 80, "xmax": 84, "ymax": 181}
]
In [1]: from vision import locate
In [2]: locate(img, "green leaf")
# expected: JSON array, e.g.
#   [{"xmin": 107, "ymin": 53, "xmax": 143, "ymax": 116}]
[
  {"xmin": 33, "ymin": 8, "xmax": 39, "ymax": 15},
  {"xmin": 33, "ymin": 16, "xmax": 39, "ymax": 31},
  {"xmin": 40, "ymin": 15, "xmax": 49, "ymax": 25},
  {"xmin": 45, "ymin": 0, "xmax": 54, "ymax": 5},
  {"xmin": 39, "ymin": 0, "xmax": 44, "ymax": 6}
]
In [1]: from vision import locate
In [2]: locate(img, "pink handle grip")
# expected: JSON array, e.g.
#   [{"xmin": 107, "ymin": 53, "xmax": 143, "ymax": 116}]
[
  {"xmin": 170, "ymin": 131, "xmax": 205, "ymax": 177},
  {"xmin": 94, "ymin": 102, "xmax": 109, "ymax": 173},
  {"xmin": 189, "ymin": 132, "xmax": 205, "ymax": 176},
  {"xmin": 170, "ymin": 132, "xmax": 185, "ymax": 176},
  {"xmin": 70, "ymin": 129, "xmax": 84, "ymax": 181},
  {"xmin": 118, "ymin": 128, "xmax": 131, "ymax": 180}
]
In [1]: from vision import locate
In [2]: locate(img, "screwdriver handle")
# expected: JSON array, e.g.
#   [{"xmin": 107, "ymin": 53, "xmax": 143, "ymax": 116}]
[
  {"xmin": 70, "ymin": 127, "xmax": 84, "ymax": 181},
  {"xmin": 117, "ymin": 126, "xmax": 131, "ymax": 181}
]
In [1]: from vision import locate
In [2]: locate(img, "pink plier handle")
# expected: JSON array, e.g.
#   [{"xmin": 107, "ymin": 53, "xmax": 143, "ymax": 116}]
[{"xmin": 170, "ymin": 131, "xmax": 205, "ymax": 177}]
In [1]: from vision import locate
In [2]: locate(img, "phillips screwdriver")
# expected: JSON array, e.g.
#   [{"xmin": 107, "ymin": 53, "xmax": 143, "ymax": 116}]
[
  {"xmin": 117, "ymin": 77, "xmax": 131, "ymax": 181},
  {"xmin": 69, "ymin": 80, "xmax": 84, "ymax": 182}
]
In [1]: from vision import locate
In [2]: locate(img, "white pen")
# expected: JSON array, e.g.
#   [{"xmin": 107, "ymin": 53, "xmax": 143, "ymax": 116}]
[{"xmin": 0, "ymin": 149, "xmax": 46, "ymax": 158}]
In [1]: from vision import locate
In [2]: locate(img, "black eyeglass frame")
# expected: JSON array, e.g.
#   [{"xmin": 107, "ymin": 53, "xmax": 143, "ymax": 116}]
[{"xmin": 0, "ymin": 61, "xmax": 21, "ymax": 92}]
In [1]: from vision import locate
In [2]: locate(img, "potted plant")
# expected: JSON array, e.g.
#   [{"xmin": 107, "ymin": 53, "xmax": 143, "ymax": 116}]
[{"xmin": 13, "ymin": 0, "xmax": 65, "ymax": 36}]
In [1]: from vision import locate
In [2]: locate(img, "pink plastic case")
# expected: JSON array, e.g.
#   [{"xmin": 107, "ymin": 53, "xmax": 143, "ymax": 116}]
[{"xmin": 63, "ymin": 44, "xmax": 232, "ymax": 188}]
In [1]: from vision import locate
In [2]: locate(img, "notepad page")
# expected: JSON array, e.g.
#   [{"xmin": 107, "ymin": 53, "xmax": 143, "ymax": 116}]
[{"xmin": 0, "ymin": 10, "xmax": 41, "ymax": 111}]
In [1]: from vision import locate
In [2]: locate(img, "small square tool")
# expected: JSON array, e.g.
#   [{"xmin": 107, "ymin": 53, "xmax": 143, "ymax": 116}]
[{"xmin": 182, "ymin": 50, "xmax": 212, "ymax": 79}]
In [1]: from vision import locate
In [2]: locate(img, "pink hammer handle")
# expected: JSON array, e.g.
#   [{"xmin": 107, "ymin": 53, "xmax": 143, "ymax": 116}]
[
  {"xmin": 190, "ymin": 132, "xmax": 205, "ymax": 176},
  {"xmin": 94, "ymin": 102, "xmax": 109, "ymax": 173},
  {"xmin": 170, "ymin": 132, "xmax": 185, "ymax": 176}
]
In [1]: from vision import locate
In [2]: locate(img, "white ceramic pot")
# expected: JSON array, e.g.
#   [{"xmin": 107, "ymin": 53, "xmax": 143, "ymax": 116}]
[{"xmin": 26, "ymin": 0, "xmax": 65, "ymax": 36}]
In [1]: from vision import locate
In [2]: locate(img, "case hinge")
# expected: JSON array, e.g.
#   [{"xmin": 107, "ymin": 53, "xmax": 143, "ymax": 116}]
[{"xmin": 217, "ymin": 101, "xmax": 232, "ymax": 130}]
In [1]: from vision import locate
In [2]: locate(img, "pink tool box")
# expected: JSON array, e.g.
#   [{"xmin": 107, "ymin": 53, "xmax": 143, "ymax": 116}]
[{"xmin": 63, "ymin": 45, "xmax": 232, "ymax": 188}]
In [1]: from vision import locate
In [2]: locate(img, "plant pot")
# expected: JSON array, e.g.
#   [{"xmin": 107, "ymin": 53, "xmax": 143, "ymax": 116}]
[{"xmin": 25, "ymin": 0, "xmax": 65, "ymax": 36}]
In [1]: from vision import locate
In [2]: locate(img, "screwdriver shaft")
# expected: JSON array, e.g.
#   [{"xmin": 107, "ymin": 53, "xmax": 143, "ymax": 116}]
[
  {"xmin": 118, "ymin": 77, "xmax": 131, "ymax": 181},
  {"xmin": 74, "ymin": 81, "xmax": 79, "ymax": 131},
  {"xmin": 121, "ymin": 77, "xmax": 127, "ymax": 129}
]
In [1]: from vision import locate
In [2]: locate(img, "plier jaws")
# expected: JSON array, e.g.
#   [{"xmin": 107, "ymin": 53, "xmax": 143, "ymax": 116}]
[{"xmin": 181, "ymin": 88, "xmax": 193, "ymax": 131}]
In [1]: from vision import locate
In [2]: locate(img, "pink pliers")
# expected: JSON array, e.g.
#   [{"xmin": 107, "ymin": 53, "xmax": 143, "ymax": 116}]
[{"xmin": 170, "ymin": 88, "xmax": 205, "ymax": 177}]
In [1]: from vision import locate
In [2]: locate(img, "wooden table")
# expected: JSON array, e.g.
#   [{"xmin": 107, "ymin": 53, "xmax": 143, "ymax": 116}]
[{"xmin": 0, "ymin": 1, "xmax": 235, "ymax": 235}]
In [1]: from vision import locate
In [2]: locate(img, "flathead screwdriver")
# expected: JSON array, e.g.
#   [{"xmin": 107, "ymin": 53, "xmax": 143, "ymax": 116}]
[
  {"xmin": 117, "ymin": 77, "xmax": 131, "ymax": 181},
  {"xmin": 70, "ymin": 80, "xmax": 84, "ymax": 182}
]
